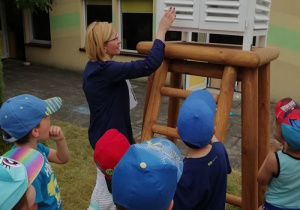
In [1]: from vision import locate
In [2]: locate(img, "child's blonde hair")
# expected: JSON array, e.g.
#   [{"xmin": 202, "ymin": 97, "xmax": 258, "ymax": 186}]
[{"xmin": 85, "ymin": 22, "xmax": 114, "ymax": 61}]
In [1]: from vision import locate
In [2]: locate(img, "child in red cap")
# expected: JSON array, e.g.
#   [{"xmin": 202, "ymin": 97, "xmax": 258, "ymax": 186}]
[
  {"xmin": 88, "ymin": 129, "xmax": 130, "ymax": 210},
  {"xmin": 258, "ymin": 98, "xmax": 300, "ymax": 209}
]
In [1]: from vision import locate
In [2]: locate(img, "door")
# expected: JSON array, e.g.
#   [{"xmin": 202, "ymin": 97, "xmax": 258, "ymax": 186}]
[{"xmin": 0, "ymin": 0, "xmax": 8, "ymax": 58}]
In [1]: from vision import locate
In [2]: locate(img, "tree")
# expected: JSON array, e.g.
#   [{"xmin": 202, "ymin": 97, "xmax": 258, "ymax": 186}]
[{"xmin": 13, "ymin": 0, "xmax": 54, "ymax": 12}]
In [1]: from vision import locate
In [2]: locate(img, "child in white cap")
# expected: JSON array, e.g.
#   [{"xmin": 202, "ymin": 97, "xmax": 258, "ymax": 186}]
[
  {"xmin": 173, "ymin": 89, "xmax": 232, "ymax": 210},
  {"xmin": 0, "ymin": 94, "xmax": 69, "ymax": 209},
  {"xmin": 258, "ymin": 98, "xmax": 300, "ymax": 209}
]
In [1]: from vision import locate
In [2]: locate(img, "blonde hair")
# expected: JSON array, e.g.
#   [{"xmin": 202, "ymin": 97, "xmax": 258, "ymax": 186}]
[{"xmin": 85, "ymin": 22, "xmax": 114, "ymax": 61}]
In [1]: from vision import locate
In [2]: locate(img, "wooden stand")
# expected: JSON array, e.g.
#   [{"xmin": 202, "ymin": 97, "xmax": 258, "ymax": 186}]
[{"xmin": 137, "ymin": 42, "xmax": 279, "ymax": 209}]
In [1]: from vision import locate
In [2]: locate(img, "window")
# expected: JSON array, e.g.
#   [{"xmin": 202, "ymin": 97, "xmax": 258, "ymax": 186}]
[
  {"xmin": 29, "ymin": 9, "xmax": 51, "ymax": 44},
  {"xmin": 121, "ymin": 0, "xmax": 153, "ymax": 51},
  {"xmin": 122, "ymin": 13, "xmax": 152, "ymax": 50},
  {"xmin": 209, "ymin": 34, "xmax": 256, "ymax": 46},
  {"xmin": 166, "ymin": 31, "xmax": 199, "ymax": 42},
  {"xmin": 85, "ymin": 0, "xmax": 112, "ymax": 27}
]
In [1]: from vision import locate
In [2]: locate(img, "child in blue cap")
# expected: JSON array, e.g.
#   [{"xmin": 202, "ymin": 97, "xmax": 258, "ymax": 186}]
[
  {"xmin": 173, "ymin": 89, "xmax": 232, "ymax": 210},
  {"xmin": 0, "ymin": 94, "xmax": 69, "ymax": 209},
  {"xmin": 258, "ymin": 98, "xmax": 300, "ymax": 209},
  {"xmin": 112, "ymin": 137, "xmax": 183, "ymax": 210}
]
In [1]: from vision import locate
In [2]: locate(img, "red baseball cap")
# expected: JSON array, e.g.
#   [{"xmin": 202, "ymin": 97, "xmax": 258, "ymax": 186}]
[
  {"xmin": 275, "ymin": 98, "xmax": 300, "ymax": 150},
  {"xmin": 94, "ymin": 129, "xmax": 130, "ymax": 180},
  {"xmin": 275, "ymin": 98, "xmax": 300, "ymax": 125}
]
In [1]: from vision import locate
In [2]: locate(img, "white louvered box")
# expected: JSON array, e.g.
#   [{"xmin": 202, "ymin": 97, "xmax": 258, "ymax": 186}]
[{"xmin": 156, "ymin": 0, "xmax": 272, "ymax": 50}]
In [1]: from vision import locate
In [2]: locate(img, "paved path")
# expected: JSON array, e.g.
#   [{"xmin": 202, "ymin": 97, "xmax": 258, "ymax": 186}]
[{"xmin": 2, "ymin": 59, "xmax": 276, "ymax": 171}]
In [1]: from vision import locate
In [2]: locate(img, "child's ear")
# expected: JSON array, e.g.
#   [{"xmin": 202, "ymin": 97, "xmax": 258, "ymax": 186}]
[{"xmin": 30, "ymin": 127, "xmax": 39, "ymax": 138}]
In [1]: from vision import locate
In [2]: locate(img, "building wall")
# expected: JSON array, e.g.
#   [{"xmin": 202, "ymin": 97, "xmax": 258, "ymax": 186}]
[
  {"xmin": 268, "ymin": 0, "xmax": 300, "ymax": 103},
  {"xmin": 23, "ymin": 0, "xmax": 300, "ymax": 102},
  {"xmin": 24, "ymin": 0, "xmax": 87, "ymax": 71}
]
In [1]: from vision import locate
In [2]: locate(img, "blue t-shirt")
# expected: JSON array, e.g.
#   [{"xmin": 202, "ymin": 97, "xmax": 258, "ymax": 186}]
[
  {"xmin": 173, "ymin": 142, "xmax": 232, "ymax": 210},
  {"xmin": 83, "ymin": 39, "xmax": 165, "ymax": 149},
  {"xmin": 32, "ymin": 143, "xmax": 62, "ymax": 209}
]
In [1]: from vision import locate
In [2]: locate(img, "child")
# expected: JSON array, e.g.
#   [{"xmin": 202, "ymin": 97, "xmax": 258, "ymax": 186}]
[
  {"xmin": 112, "ymin": 137, "xmax": 183, "ymax": 210},
  {"xmin": 88, "ymin": 129, "xmax": 130, "ymax": 210},
  {"xmin": 257, "ymin": 98, "xmax": 300, "ymax": 209},
  {"xmin": 0, "ymin": 94, "xmax": 69, "ymax": 209},
  {"xmin": 173, "ymin": 89, "xmax": 232, "ymax": 210},
  {"xmin": 0, "ymin": 147, "xmax": 44, "ymax": 210}
]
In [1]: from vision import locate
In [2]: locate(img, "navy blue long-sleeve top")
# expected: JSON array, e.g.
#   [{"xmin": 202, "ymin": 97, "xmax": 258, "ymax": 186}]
[{"xmin": 83, "ymin": 39, "xmax": 165, "ymax": 149}]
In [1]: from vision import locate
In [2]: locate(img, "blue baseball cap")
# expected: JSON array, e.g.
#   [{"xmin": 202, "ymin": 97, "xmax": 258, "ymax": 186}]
[
  {"xmin": 0, "ymin": 147, "xmax": 44, "ymax": 210},
  {"xmin": 177, "ymin": 90, "xmax": 216, "ymax": 148},
  {"xmin": 281, "ymin": 108, "xmax": 300, "ymax": 150},
  {"xmin": 112, "ymin": 138, "xmax": 183, "ymax": 210},
  {"xmin": 0, "ymin": 94, "xmax": 62, "ymax": 142}
]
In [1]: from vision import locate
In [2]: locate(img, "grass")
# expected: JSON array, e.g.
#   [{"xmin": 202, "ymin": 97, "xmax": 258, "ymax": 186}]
[
  {"xmin": 2, "ymin": 119, "xmax": 242, "ymax": 209},
  {"xmin": 45, "ymin": 120, "xmax": 96, "ymax": 209}
]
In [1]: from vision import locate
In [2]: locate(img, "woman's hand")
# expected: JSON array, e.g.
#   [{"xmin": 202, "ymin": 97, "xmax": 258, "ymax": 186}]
[{"xmin": 156, "ymin": 7, "xmax": 176, "ymax": 41}]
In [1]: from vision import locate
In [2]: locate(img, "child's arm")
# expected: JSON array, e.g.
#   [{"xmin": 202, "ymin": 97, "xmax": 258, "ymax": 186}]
[
  {"xmin": 27, "ymin": 185, "xmax": 38, "ymax": 210},
  {"xmin": 257, "ymin": 151, "xmax": 278, "ymax": 185},
  {"xmin": 47, "ymin": 126, "xmax": 70, "ymax": 164}
]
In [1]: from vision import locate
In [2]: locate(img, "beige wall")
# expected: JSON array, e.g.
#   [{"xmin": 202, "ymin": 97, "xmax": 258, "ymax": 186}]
[
  {"xmin": 24, "ymin": 0, "xmax": 149, "ymax": 74},
  {"xmin": 270, "ymin": 49, "xmax": 300, "ymax": 103},
  {"xmin": 268, "ymin": 0, "xmax": 300, "ymax": 103}
]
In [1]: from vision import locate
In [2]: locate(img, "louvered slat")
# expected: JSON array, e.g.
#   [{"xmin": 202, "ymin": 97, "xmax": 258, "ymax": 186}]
[
  {"xmin": 176, "ymin": 14, "xmax": 194, "ymax": 20},
  {"xmin": 205, "ymin": 1, "xmax": 240, "ymax": 7},
  {"xmin": 260, "ymin": 0, "xmax": 271, "ymax": 3},
  {"xmin": 164, "ymin": 6, "xmax": 194, "ymax": 12},
  {"xmin": 254, "ymin": 23, "xmax": 269, "ymax": 29},
  {"xmin": 256, "ymin": 4, "xmax": 270, "ymax": 12},
  {"xmin": 164, "ymin": 0, "xmax": 194, "ymax": 6},
  {"xmin": 206, "ymin": 8, "xmax": 240, "ymax": 15},
  {"xmin": 205, "ymin": 16, "xmax": 239, "ymax": 23},
  {"xmin": 255, "ymin": 14, "xmax": 269, "ymax": 21}
]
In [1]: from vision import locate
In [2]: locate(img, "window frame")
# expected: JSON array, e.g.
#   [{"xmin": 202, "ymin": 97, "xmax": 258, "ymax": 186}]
[
  {"xmin": 28, "ymin": 9, "xmax": 51, "ymax": 45},
  {"xmin": 119, "ymin": 0, "xmax": 153, "ymax": 53},
  {"xmin": 84, "ymin": 0, "xmax": 112, "ymax": 28}
]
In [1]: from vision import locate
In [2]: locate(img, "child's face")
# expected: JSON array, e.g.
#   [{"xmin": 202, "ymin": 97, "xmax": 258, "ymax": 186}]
[
  {"xmin": 37, "ymin": 115, "xmax": 51, "ymax": 140},
  {"xmin": 273, "ymin": 119, "xmax": 284, "ymax": 144}
]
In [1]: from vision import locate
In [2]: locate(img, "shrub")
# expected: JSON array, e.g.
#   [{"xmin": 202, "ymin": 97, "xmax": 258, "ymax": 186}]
[{"xmin": 0, "ymin": 60, "xmax": 11, "ymax": 155}]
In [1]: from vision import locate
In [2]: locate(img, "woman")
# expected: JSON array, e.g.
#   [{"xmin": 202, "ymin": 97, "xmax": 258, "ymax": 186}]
[{"xmin": 83, "ymin": 7, "xmax": 176, "ymax": 210}]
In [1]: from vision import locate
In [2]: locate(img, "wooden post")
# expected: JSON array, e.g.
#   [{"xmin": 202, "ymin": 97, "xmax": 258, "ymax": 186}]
[
  {"xmin": 241, "ymin": 68, "xmax": 258, "ymax": 209},
  {"xmin": 143, "ymin": 73, "xmax": 155, "ymax": 126},
  {"xmin": 258, "ymin": 63, "xmax": 271, "ymax": 206},
  {"xmin": 167, "ymin": 72, "xmax": 182, "ymax": 144},
  {"xmin": 141, "ymin": 59, "xmax": 170, "ymax": 141},
  {"xmin": 214, "ymin": 66, "xmax": 237, "ymax": 143}
]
